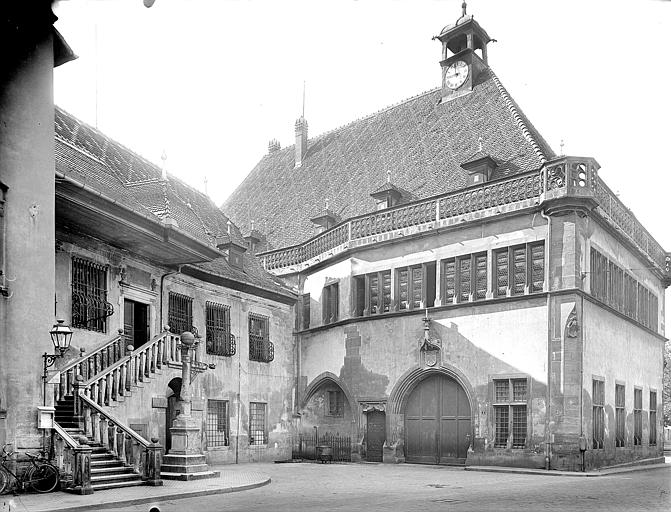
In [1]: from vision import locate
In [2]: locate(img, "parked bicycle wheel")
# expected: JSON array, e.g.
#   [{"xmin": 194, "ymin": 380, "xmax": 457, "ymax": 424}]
[
  {"xmin": 28, "ymin": 464, "xmax": 59, "ymax": 493},
  {"xmin": 0, "ymin": 468, "xmax": 9, "ymax": 495}
]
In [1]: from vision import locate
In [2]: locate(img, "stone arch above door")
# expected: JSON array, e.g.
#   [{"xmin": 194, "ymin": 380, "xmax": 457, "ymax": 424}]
[
  {"xmin": 302, "ymin": 372, "xmax": 356, "ymax": 411},
  {"xmin": 388, "ymin": 364, "xmax": 476, "ymax": 415}
]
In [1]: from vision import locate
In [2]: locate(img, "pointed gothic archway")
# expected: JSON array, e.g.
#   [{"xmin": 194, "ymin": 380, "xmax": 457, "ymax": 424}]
[{"xmin": 389, "ymin": 366, "xmax": 475, "ymax": 465}]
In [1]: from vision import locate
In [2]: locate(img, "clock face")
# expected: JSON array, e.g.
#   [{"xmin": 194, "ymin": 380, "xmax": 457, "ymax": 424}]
[{"xmin": 444, "ymin": 60, "xmax": 469, "ymax": 90}]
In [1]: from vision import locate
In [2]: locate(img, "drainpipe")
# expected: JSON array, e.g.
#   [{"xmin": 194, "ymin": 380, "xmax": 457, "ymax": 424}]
[
  {"xmin": 539, "ymin": 209, "xmax": 552, "ymax": 470},
  {"xmin": 158, "ymin": 265, "xmax": 182, "ymax": 330}
]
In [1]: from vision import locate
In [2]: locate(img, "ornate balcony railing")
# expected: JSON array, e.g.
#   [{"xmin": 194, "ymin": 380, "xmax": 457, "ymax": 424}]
[
  {"xmin": 206, "ymin": 329, "xmax": 236, "ymax": 357},
  {"xmin": 258, "ymin": 157, "xmax": 668, "ymax": 278},
  {"xmin": 249, "ymin": 334, "xmax": 274, "ymax": 363}
]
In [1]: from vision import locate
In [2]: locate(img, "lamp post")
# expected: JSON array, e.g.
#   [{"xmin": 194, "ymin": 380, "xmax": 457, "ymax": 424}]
[{"xmin": 42, "ymin": 319, "xmax": 73, "ymax": 406}]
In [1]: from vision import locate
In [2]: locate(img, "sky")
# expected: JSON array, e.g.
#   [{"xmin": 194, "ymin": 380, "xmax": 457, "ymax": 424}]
[{"xmin": 53, "ymin": 0, "xmax": 671, "ymax": 322}]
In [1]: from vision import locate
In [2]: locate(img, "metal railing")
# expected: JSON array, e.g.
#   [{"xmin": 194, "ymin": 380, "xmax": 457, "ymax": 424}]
[{"xmin": 249, "ymin": 334, "xmax": 274, "ymax": 363}]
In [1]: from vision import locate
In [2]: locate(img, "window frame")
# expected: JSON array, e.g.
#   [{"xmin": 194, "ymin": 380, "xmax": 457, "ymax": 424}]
[
  {"xmin": 249, "ymin": 402, "xmax": 267, "ymax": 445},
  {"xmin": 205, "ymin": 399, "xmax": 230, "ymax": 448},
  {"xmin": 649, "ymin": 390, "xmax": 657, "ymax": 446},
  {"xmin": 491, "ymin": 376, "xmax": 529, "ymax": 449},
  {"xmin": 248, "ymin": 313, "xmax": 273, "ymax": 363},
  {"xmin": 592, "ymin": 378, "xmax": 605, "ymax": 449},
  {"xmin": 205, "ymin": 301, "xmax": 234, "ymax": 357},
  {"xmin": 322, "ymin": 282, "xmax": 339, "ymax": 325},
  {"xmin": 492, "ymin": 242, "xmax": 545, "ymax": 298},
  {"xmin": 353, "ymin": 270, "xmax": 391, "ymax": 316},
  {"xmin": 615, "ymin": 383, "xmax": 626, "ymax": 448},
  {"xmin": 633, "ymin": 387, "xmax": 642, "ymax": 446},
  {"xmin": 442, "ymin": 252, "xmax": 487, "ymax": 304},
  {"xmin": 301, "ymin": 293, "xmax": 310, "ymax": 330},
  {"xmin": 71, "ymin": 257, "xmax": 111, "ymax": 333},
  {"xmin": 168, "ymin": 291, "xmax": 193, "ymax": 335},
  {"xmin": 326, "ymin": 389, "xmax": 344, "ymax": 417}
]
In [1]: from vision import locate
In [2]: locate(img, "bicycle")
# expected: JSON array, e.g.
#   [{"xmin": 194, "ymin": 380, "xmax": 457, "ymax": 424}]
[{"xmin": 0, "ymin": 444, "xmax": 59, "ymax": 494}]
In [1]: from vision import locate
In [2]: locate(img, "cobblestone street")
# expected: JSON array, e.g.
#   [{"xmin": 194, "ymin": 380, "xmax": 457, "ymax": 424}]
[{"xmin": 111, "ymin": 462, "xmax": 670, "ymax": 512}]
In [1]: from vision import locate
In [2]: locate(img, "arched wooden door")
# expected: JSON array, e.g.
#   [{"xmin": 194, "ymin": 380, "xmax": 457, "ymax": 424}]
[{"xmin": 404, "ymin": 374, "xmax": 471, "ymax": 464}]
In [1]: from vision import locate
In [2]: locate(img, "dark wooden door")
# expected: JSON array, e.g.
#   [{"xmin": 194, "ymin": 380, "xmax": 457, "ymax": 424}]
[
  {"xmin": 405, "ymin": 375, "xmax": 471, "ymax": 464},
  {"xmin": 124, "ymin": 299, "xmax": 149, "ymax": 349},
  {"xmin": 366, "ymin": 411, "xmax": 385, "ymax": 462}
]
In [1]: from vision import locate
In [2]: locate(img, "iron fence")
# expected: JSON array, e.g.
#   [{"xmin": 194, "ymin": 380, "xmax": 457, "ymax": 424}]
[{"xmin": 291, "ymin": 432, "xmax": 351, "ymax": 462}]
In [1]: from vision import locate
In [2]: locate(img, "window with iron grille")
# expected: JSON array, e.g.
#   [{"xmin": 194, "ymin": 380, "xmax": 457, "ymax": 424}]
[
  {"xmin": 492, "ymin": 378, "xmax": 527, "ymax": 448},
  {"xmin": 326, "ymin": 390, "xmax": 344, "ymax": 417},
  {"xmin": 249, "ymin": 402, "xmax": 267, "ymax": 445},
  {"xmin": 206, "ymin": 302, "xmax": 234, "ymax": 356},
  {"xmin": 168, "ymin": 292, "xmax": 193, "ymax": 335},
  {"xmin": 442, "ymin": 253, "xmax": 487, "ymax": 303},
  {"xmin": 493, "ymin": 243, "xmax": 544, "ymax": 298},
  {"xmin": 615, "ymin": 384, "xmax": 625, "ymax": 447},
  {"xmin": 249, "ymin": 313, "xmax": 273, "ymax": 363},
  {"xmin": 649, "ymin": 391, "xmax": 657, "ymax": 446},
  {"xmin": 322, "ymin": 283, "xmax": 339, "ymax": 324},
  {"xmin": 590, "ymin": 247, "xmax": 658, "ymax": 330},
  {"xmin": 71, "ymin": 257, "xmax": 112, "ymax": 333},
  {"xmin": 301, "ymin": 293, "xmax": 310, "ymax": 330},
  {"xmin": 634, "ymin": 388, "xmax": 642, "ymax": 446},
  {"xmin": 592, "ymin": 378, "xmax": 604, "ymax": 449},
  {"xmin": 206, "ymin": 400, "xmax": 229, "ymax": 447}
]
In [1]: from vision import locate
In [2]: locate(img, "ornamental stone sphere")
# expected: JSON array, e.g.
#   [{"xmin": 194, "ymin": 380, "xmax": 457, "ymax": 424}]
[{"xmin": 180, "ymin": 331, "xmax": 195, "ymax": 347}]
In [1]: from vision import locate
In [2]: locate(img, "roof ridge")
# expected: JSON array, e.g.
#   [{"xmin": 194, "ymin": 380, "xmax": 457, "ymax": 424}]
[
  {"xmin": 56, "ymin": 105, "xmax": 223, "ymax": 211},
  {"xmin": 301, "ymin": 87, "xmax": 440, "ymax": 146},
  {"xmin": 487, "ymin": 69, "xmax": 549, "ymax": 164}
]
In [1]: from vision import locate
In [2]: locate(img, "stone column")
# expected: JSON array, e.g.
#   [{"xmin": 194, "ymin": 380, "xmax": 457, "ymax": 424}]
[{"xmin": 168, "ymin": 332, "xmax": 200, "ymax": 455}]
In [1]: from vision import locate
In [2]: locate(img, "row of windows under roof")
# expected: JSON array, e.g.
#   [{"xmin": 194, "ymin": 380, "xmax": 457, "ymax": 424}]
[{"xmin": 299, "ymin": 242, "xmax": 545, "ymax": 329}]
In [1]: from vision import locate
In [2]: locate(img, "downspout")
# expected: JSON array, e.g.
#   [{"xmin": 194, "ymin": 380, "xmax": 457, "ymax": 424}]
[
  {"xmin": 158, "ymin": 265, "xmax": 182, "ymax": 330},
  {"xmin": 235, "ymin": 304, "xmax": 242, "ymax": 464},
  {"xmin": 540, "ymin": 209, "xmax": 552, "ymax": 470}
]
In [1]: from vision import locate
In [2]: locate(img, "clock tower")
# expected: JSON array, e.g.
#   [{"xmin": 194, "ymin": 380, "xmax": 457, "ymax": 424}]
[{"xmin": 435, "ymin": 2, "xmax": 493, "ymax": 103}]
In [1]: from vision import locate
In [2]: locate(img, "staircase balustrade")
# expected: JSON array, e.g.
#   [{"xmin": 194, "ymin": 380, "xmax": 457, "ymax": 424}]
[
  {"xmin": 55, "ymin": 329, "xmax": 125, "ymax": 403},
  {"xmin": 77, "ymin": 392, "xmax": 162, "ymax": 486},
  {"xmin": 81, "ymin": 329, "xmax": 181, "ymax": 408},
  {"xmin": 51, "ymin": 422, "xmax": 79, "ymax": 487}
]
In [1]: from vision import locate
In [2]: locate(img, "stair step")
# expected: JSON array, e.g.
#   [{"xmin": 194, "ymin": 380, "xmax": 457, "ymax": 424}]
[
  {"xmin": 91, "ymin": 480, "xmax": 147, "ymax": 491},
  {"xmin": 91, "ymin": 454, "xmax": 115, "ymax": 461},
  {"xmin": 161, "ymin": 470, "xmax": 220, "ymax": 481},
  {"xmin": 91, "ymin": 466, "xmax": 135, "ymax": 476},
  {"xmin": 91, "ymin": 460, "xmax": 123, "ymax": 468},
  {"xmin": 91, "ymin": 473, "xmax": 142, "ymax": 483}
]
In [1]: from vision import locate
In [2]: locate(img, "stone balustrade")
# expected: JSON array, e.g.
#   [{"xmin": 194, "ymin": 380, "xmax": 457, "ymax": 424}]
[{"xmin": 259, "ymin": 157, "xmax": 667, "ymax": 277}]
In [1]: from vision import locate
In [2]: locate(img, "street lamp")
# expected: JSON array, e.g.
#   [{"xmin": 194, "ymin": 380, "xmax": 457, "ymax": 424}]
[{"xmin": 42, "ymin": 319, "xmax": 73, "ymax": 405}]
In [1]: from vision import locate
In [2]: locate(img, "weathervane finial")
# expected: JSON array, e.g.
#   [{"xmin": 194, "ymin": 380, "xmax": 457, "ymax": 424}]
[
  {"xmin": 462, "ymin": 1, "xmax": 467, "ymax": 17},
  {"xmin": 478, "ymin": 136, "xmax": 483, "ymax": 153}
]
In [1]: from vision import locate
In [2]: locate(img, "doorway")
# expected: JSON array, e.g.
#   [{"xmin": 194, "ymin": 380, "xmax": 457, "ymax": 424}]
[
  {"xmin": 165, "ymin": 377, "xmax": 182, "ymax": 452},
  {"xmin": 123, "ymin": 299, "xmax": 149, "ymax": 349},
  {"xmin": 404, "ymin": 374, "xmax": 472, "ymax": 464},
  {"xmin": 366, "ymin": 411, "xmax": 385, "ymax": 462}
]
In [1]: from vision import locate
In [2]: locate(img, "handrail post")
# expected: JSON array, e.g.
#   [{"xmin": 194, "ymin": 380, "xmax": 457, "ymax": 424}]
[
  {"xmin": 70, "ymin": 436, "xmax": 93, "ymax": 495},
  {"xmin": 72, "ymin": 375, "xmax": 85, "ymax": 429},
  {"xmin": 143, "ymin": 437, "xmax": 163, "ymax": 486},
  {"xmin": 126, "ymin": 344, "xmax": 134, "ymax": 390}
]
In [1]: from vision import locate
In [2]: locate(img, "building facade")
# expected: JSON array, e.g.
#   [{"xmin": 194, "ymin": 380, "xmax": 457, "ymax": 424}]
[{"xmin": 223, "ymin": 9, "xmax": 669, "ymax": 470}]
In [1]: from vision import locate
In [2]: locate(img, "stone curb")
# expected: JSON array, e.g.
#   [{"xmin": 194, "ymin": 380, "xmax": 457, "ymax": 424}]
[
  {"xmin": 464, "ymin": 463, "xmax": 668, "ymax": 477},
  {"xmin": 13, "ymin": 477, "xmax": 271, "ymax": 512}
]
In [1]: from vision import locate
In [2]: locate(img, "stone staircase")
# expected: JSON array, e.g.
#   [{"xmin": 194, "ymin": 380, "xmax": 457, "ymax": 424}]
[{"xmin": 55, "ymin": 395, "xmax": 146, "ymax": 491}]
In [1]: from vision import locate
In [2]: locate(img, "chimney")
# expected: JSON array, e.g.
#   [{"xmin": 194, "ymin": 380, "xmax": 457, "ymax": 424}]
[
  {"xmin": 268, "ymin": 139, "xmax": 281, "ymax": 154},
  {"xmin": 294, "ymin": 116, "xmax": 308, "ymax": 169}
]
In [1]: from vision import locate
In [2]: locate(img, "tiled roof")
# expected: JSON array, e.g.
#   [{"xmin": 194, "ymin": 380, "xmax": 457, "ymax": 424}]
[
  {"xmin": 222, "ymin": 67, "xmax": 555, "ymax": 250},
  {"xmin": 54, "ymin": 107, "xmax": 294, "ymax": 301}
]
